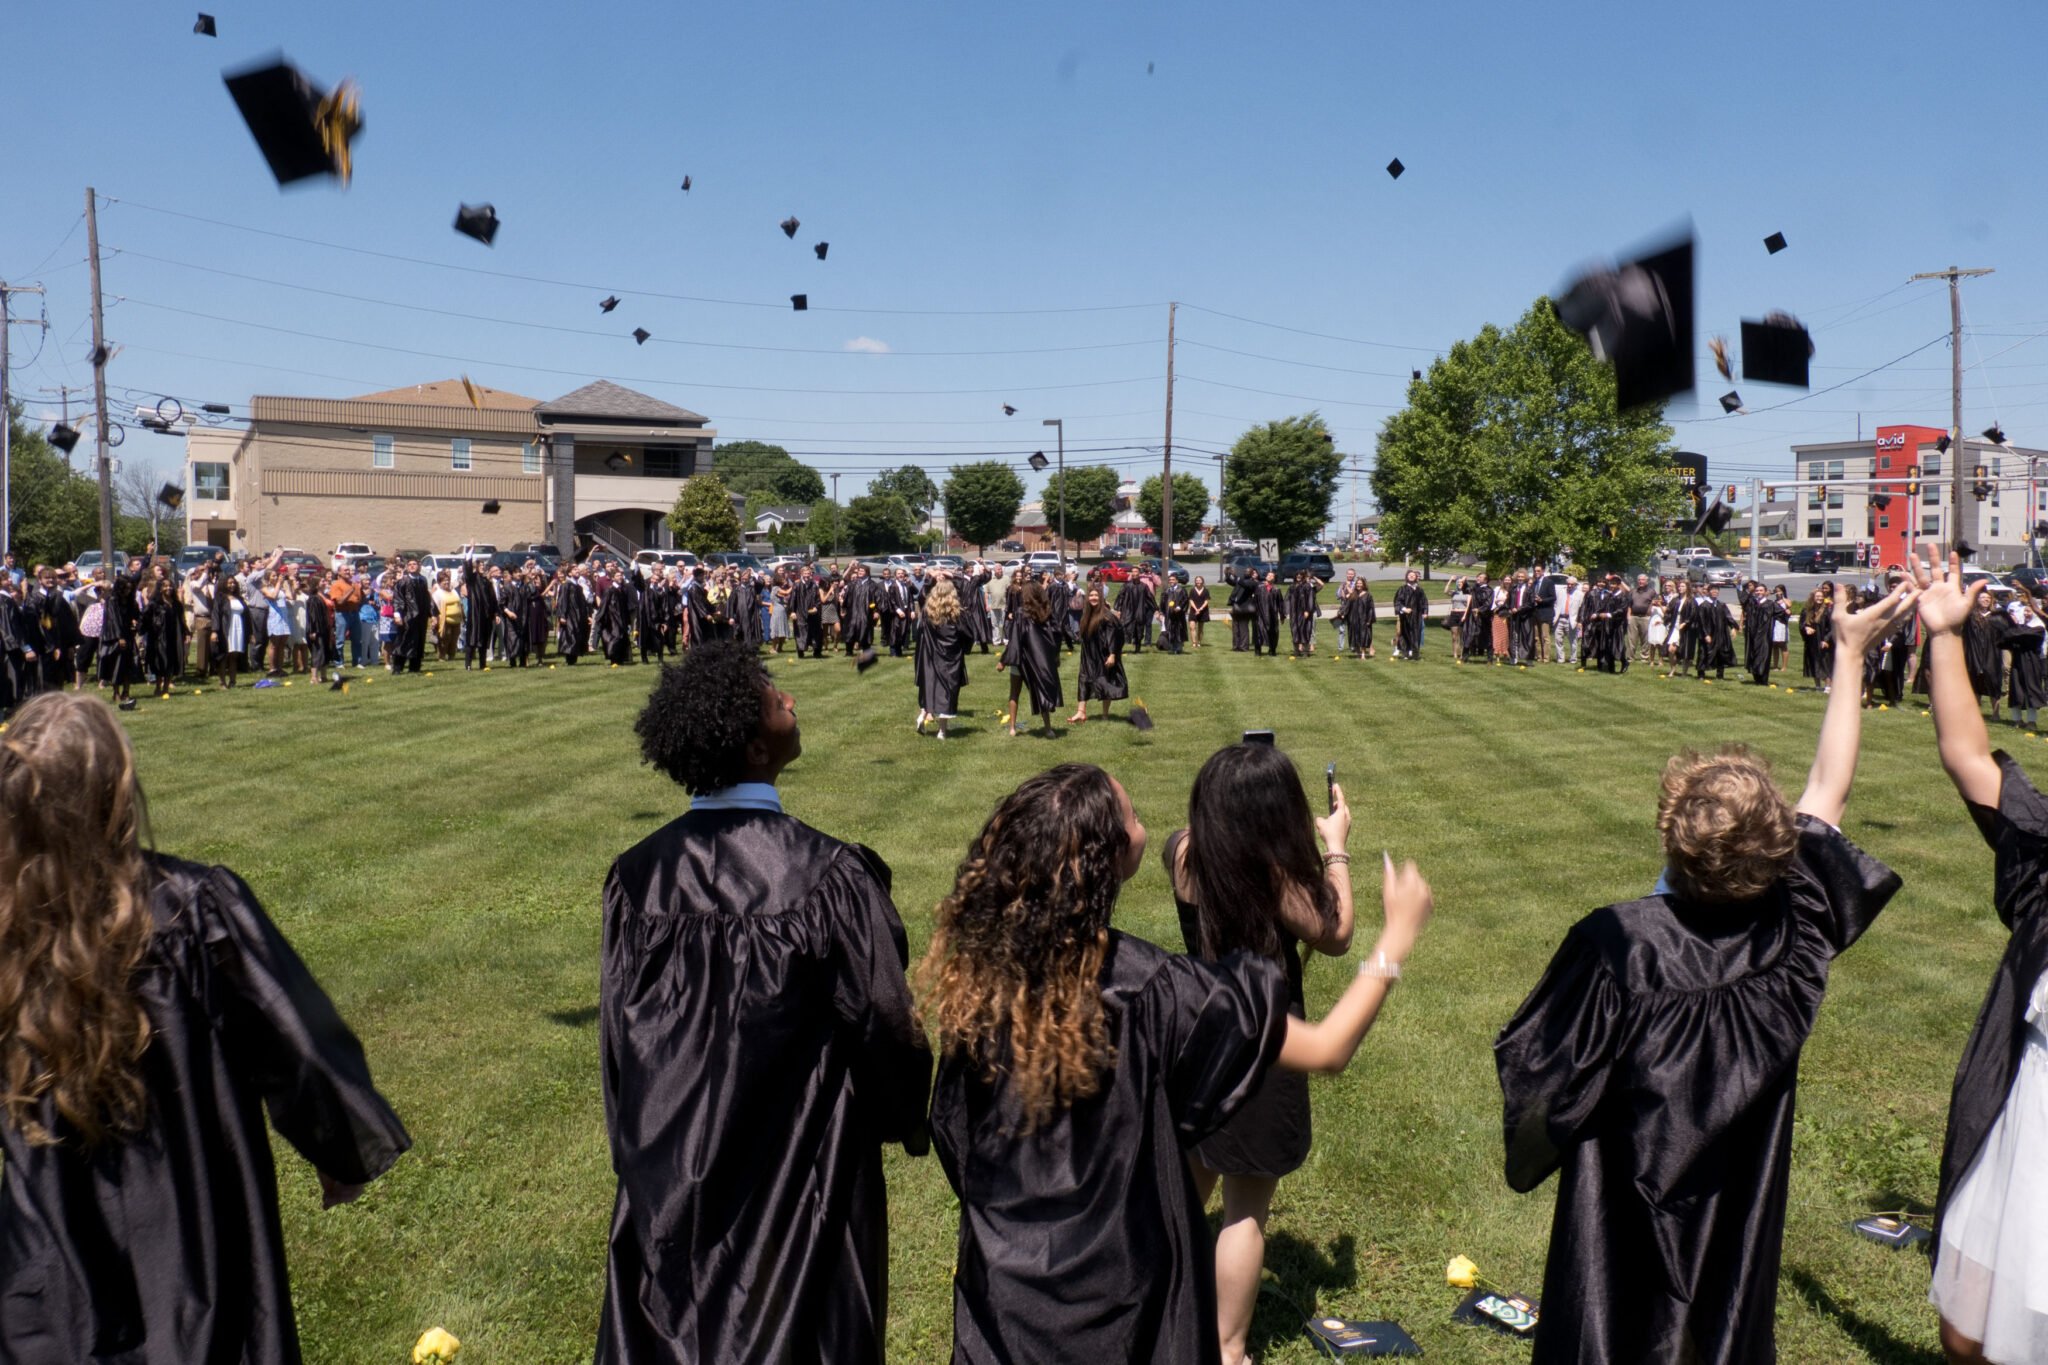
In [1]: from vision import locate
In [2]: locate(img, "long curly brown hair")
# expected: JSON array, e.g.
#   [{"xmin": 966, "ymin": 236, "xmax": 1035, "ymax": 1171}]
[
  {"xmin": 0, "ymin": 692, "xmax": 156, "ymax": 1146},
  {"xmin": 917, "ymin": 764, "xmax": 1128, "ymax": 1131}
]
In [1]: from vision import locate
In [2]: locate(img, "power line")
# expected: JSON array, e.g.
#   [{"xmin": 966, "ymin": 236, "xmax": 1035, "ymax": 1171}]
[
  {"xmin": 1671, "ymin": 334, "xmax": 1952, "ymax": 423},
  {"xmin": 1175, "ymin": 302, "xmax": 1443, "ymax": 354}
]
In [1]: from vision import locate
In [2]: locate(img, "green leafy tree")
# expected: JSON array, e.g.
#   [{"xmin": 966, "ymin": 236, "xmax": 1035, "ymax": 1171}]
[
  {"xmin": 1135, "ymin": 472, "xmax": 1213, "ymax": 544},
  {"xmin": 1039, "ymin": 464, "xmax": 1120, "ymax": 546},
  {"xmin": 1371, "ymin": 298, "xmax": 1687, "ymax": 573},
  {"xmin": 844, "ymin": 493, "xmax": 917, "ymax": 553},
  {"xmin": 5, "ymin": 405, "xmax": 110, "ymax": 566},
  {"xmin": 712, "ymin": 440, "xmax": 825, "ymax": 506},
  {"xmin": 667, "ymin": 474, "xmax": 744, "ymax": 556},
  {"xmin": 1222, "ymin": 414, "xmax": 1344, "ymax": 550},
  {"xmin": 867, "ymin": 466, "xmax": 941, "ymax": 519},
  {"xmin": 943, "ymin": 461, "xmax": 1026, "ymax": 552},
  {"xmin": 803, "ymin": 498, "xmax": 843, "ymax": 555}
]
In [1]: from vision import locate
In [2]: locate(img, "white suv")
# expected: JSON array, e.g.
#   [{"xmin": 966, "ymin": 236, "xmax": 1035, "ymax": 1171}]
[{"xmin": 331, "ymin": 542, "xmax": 373, "ymax": 571}]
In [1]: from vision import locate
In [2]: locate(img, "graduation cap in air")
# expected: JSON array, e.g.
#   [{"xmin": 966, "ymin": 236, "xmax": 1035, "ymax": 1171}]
[
  {"xmin": 1985, "ymin": 424, "xmax": 2010, "ymax": 446},
  {"xmin": 1691, "ymin": 498, "xmax": 1733, "ymax": 536},
  {"xmin": 223, "ymin": 58, "xmax": 363, "ymax": 186},
  {"xmin": 1719, "ymin": 391, "xmax": 1744, "ymax": 414},
  {"xmin": 1764, "ymin": 231, "xmax": 1788, "ymax": 254},
  {"xmin": 1386, "ymin": 157, "xmax": 1405, "ymax": 179},
  {"xmin": 1147, "ymin": 61, "xmax": 1155, "ymax": 74},
  {"xmin": 460, "ymin": 374, "xmax": 483, "ymax": 410},
  {"xmin": 855, "ymin": 648, "xmax": 879, "ymax": 672},
  {"xmin": 1411, "ymin": 368, "xmax": 1422, "ymax": 381},
  {"xmin": 453, "ymin": 203, "xmax": 500, "ymax": 245},
  {"xmin": 780, "ymin": 216, "xmax": 801, "ymax": 239},
  {"xmin": 201, "ymin": 402, "xmax": 230, "ymax": 414},
  {"xmin": 790, "ymin": 294, "xmax": 808, "ymax": 311},
  {"xmin": 157, "ymin": 483, "xmax": 185, "ymax": 510},
  {"xmin": 1028, "ymin": 451, "xmax": 1049, "ymax": 471},
  {"xmin": 1554, "ymin": 233, "xmax": 1695, "ymax": 410},
  {"xmin": 632, "ymin": 327, "xmax": 651, "ymax": 345},
  {"xmin": 89, "ymin": 343, "xmax": 111, "ymax": 367},
  {"xmin": 1740, "ymin": 313, "xmax": 1813, "ymax": 388},
  {"xmin": 1003, "ymin": 404, "xmax": 1017, "ymax": 416},
  {"xmin": 48, "ymin": 423, "xmax": 80, "ymax": 454},
  {"xmin": 1709, "ymin": 335, "xmax": 1732, "ymax": 381},
  {"xmin": 194, "ymin": 12, "xmax": 216, "ymax": 35},
  {"xmin": 680, "ymin": 175, "xmax": 692, "ymax": 192},
  {"xmin": 1128, "ymin": 699, "xmax": 1155, "ymax": 731},
  {"xmin": 814, "ymin": 241, "xmax": 829, "ymax": 260},
  {"xmin": 481, "ymin": 499, "xmax": 501, "ymax": 515},
  {"xmin": 1956, "ymin": 538, "xmax": 1977, "ymax": 560},
  {"xmin": 599, "ymin": 295, "xmax": 620, "ymax": 313}
]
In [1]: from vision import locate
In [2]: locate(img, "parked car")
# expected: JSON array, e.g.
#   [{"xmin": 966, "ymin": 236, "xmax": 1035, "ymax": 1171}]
[
  {"xmin": 1093, "ymin": 560, "xmax": 1133, "ymax": 583},
  {"xmin": 1096, "ymin": 547, "xmax": 1127, "ymax": 563},
  {"xmin": 1785, "ymin": 548, "xmax": 1845, "ymax": 574},
  {"xmin": 926, "ymin": 554, "xmax": 967, "ymax": 573},
  {"xmin": 1276, "ymin": 552, "xmax": 1336, "ymax": 583},
  {"xmin": 1224, "ymin": 538, "xmax": 1256, "ymax": 554},
  {"xmin": 1024, "ymin": 550, "xmax": 1065, "ymax": 574},
  {"xmin": 1962, "ymin": 569, "xmax": 2015, "ymax": 599},
  {"xmin": 1685, "ymin": 557, "xmax": 1742, "ymax": 587},
  {"xmin": 1133, "ymin": 557, "xmax": 1191, "ymax": 584},
  {"xmin": 279, "ymin": 549, "xmax": 324, "ymax": 574},
  {"xmin": 177, "ymin": 543, "xmax": 225, "ymax": 572},
  {"xmin": 419, "ymin": 553, "xmax": 469, "ymax": 580},
  {"xmin": 330, "ymin": 542, "xmax": 374, "ymax": 571},
  {"xmin": 2006, "ymin": 565, "xmax": 2048, "ymax": 595},
  {"xmin": 1225, "ymin": 555, "xmax": 1273, "ymax": 583},
  {"xmin": 72, "ymin": 549, "xmax": 131, "ymax": 576},
  {"xmin": 704, "ymin": 552, "xmax": 766, "ymax": 573},
  {"xmin": 509, "ymin": 542, "xmax": 562, "ymax": 558}
]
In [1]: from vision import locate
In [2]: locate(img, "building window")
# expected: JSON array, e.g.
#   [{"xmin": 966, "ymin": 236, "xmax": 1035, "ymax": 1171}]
[
  {"xmin": 522, "ymin": 441, "xmax": 541, "ymax": 474},
  {"xmin": 644, "ymin": 445, "xmax": 685, "ymax": 478},
  {"xmin": 373, "ymin": 434, "xmax": 394, "ymax": 469},
  {"xmin": 1827, "ymin": 490, "xmax": 1844, "ymax": 509},
  {"xmin": 1992, "ymin": 517, "xmax": 2002, "ymax": 536},
  {"xmin": 1925, "ymin": 484, "xmax": 1940, "ymax": 505},
  {"xmin": 1808, "ymin": 490, "xmax": 1823, "ymax": 509},
  {"xmin": 1925, "ymin": 454, "xmax": 1942, "ymax": 476},
  {"xmin": 1807, "ymin": 461, "xmax": 1824, "ymax": 480},
  {"xmin": 1924, "ymin": 514, "xmax": 1941, "ymax": 535},
  {"xmin": 451, "ymin": 437, "xmax": 471, "ymax": 471},
  {"xmin": 1826, "ymin": 518, "xmax": 1843, "ymax": 537},
  {"xmin": 194, "ymin": 461, "xmax": 230, "ymax": 500},
  {"xmin": 1878, "ymin": 515, "xmax": 1890, "ymax": 529},
  {"xmin": 1807, "ymin": 520, "xmax": 1824, "ymax": 537}
]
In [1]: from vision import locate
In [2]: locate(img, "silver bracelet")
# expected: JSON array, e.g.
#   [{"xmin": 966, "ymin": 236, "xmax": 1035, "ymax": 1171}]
[{"xmin": 1357, "ymin": 951, "xmax": 1402, "ymax": 980}]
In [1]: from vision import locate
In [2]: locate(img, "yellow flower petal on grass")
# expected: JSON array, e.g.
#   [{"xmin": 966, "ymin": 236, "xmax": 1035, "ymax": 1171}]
[
  {"xmin": 1446, "ymin": 1254, "xmax": 1480, "ymax": 1290},
  {"xmin": 412, "ymin": 1326, "xmax": 461, "ymax": 1362}
]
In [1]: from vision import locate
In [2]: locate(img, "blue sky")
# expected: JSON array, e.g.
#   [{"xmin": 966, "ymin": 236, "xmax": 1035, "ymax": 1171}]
[{"xmin": 6, "ymin": 0, "xmax": 2047, "ymax": 523}]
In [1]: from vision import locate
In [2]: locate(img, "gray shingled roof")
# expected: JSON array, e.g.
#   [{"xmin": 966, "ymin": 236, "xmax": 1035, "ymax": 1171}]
[{"xmin": 537, "ymin": 380, "xmax": 708, "ymax": 424}]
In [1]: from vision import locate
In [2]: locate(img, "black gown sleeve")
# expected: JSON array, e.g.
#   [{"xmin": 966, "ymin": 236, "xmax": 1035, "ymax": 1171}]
[
  {"xmin": 1494, "ymin": 923, "xmax": 1625, "ymax": 1192},
  {"xmin": 1781, "ymin": 814, "xmax": 1902, "ymax": 955},
  {"xmin": 827, "ymin": 846, "xmax": 934, "ymax": 1154},
  {"xmin": 199, "ymin": 867, "xmax": 411, "ymax": 1184},
  {"xmin": 1149, "ymin": 951, "xmax": 1289, "ymax": 1143}
]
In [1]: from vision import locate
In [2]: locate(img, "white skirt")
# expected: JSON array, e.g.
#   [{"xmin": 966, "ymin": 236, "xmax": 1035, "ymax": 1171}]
[
  {"xmin": 1773, "ymin": 621, "xmax": 1789, "ymax": 643},
  {"xmin": 1647, "ymin": 622, "xmax": 1668, "ymax": 646},
  {"xmin": 1931, "ymin": 970, "xmax": 2048, "ymax": 1363}
]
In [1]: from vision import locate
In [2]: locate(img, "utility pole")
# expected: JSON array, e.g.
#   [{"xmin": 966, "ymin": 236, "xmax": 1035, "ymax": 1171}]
[
  {"xmin": 2, "ymin": 279, "xmax": 49, "ymax": 560},
  {"xmin": 830, "ymin": 471, "xmax": 840, "ymax": 556},
  {"xmin": 87, "ymin": 187, "xmax": 116, "ymax": 572},
  {"xmin": 1161, "ymin": 301, "xmax": 1176, "ymax": 569},
  {"xmin": 1911, "ymin": 266, "xmax": 1993, "ymax": 553}
]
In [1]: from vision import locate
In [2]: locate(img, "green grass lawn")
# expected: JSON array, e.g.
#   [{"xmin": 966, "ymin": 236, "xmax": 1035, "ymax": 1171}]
[{"xmin": 113, "ymin": 638, "xmax": 2034, "ymax": 1363}]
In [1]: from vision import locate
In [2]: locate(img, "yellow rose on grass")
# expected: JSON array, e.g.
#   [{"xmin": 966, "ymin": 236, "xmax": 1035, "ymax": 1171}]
[
  {"xmin": 1446, "ymin": 1254, "xmax": 1481, "ymax": 1290},
  {"xmin": 412, "ymin": 1326, "xmax": 461, "ymax": 1362}
]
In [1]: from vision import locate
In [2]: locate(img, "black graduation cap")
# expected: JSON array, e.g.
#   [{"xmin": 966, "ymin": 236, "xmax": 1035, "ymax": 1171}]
[
  {"xmin": 632, "ymin": 327, "xmax": 651, "ymax": 345},
  {"xmin": 814, "ymin": 241, "xmax": 829, "ymax": 260},
  {"xmin": 223, "ymin": 59, "xmax": 362, "ymax": 186},
  {"xmin": 1003, "ymin": 404, "xmax": 1017, "ymax": 416},
  {"xmin": 680, "ymin": 175, "xmax": 691, "ymax": 192},
  {"xmin": 1386, "ymin": 158, "xmax": 1405, "ymax": 179},
  {"xmin": 1129, "ymin": 700, "xmax": 1154, "ymax": 732},
  {"xmin": 1411, "ymin": 368, "xmax": 1422, "ymax": 381},
  {"xmin": 454, "ymin": 203, "xmax": 500, "ymax": 245},
  {"xmin": 89, "ymin": 343, "xmax": 111, "ymax": 367},
  {"xmin": 780, "ymin": 216, "xmax": 800, "ymax": 239},
  {"xmin": 194, "ymin": 12, "xmax": 216, "ymax": 36},
  {"xmin": 329, "ymin": 675, "xmax": 347, "ymax": 692},
  {"xmin": 1956, "ymin": 538, "xmax": 1977, "ymax": 560},
  {"xmin": 481, "ymin": 499, "xmax": 501, "ymax": 515},
  {"xmin": 201, "ymin": 402, "xmax": 231, "ymax": 414},
  {"xmin": 1719, "ymin": 391, "xmax": 1743, "ymax": 414},
  {"xmin": 599, "ymin": 295, "xmax": 620, "ymax": 313},
  {"xmin": 855, "ymin": 648, "xmax": 879, "ymax": 672},
  {"xmin": 790, "ymin": 294, "xmax": 808, "ymax": 311},
  {"xmin": 1764, "ymin": 231, "xmax": 1788, "ymax": 254},
  {"xmin": 1937, "ymin": 433, "xmax": 1953, "ymax": 453},
  {"xmin": 1984, "ymin": 424, "xmax": 2009, "ymax": 445},
  {"xmin": 1554, "ymin": 234, "xmax": 1695, "ymax": 410},
  {"xmin": 1028, "ymin": 451, "xmax": 1049, "ymax": 471},
  {"xmin": 49, "ymin": 423, "xmax": 80, "ymax": 453},
  {"xmin": 156, "ymin": 483, "xmax": 184, "ymax": 510},
  {"xmin": 1305, "ymin": 1318, "xmax": 1421, "ymax": 1357},
  {"xmin": 1692, "ymin": 499, "xmax": 1732, "ymax": 536},
  {"xmin": 1740, "ymin": 314, "xmax": 1813, "ymax": 388}
]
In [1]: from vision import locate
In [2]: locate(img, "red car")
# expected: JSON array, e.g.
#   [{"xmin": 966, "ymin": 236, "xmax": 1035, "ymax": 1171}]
[{"xmin": 1092, "ymin": 560, "xmax": 1133, "ymax": 583}]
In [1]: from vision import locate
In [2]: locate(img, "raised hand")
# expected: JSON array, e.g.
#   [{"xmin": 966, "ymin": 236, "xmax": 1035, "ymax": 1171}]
[
  {"xmin": 1833, "ymin": 580, "xmax": 1921, "ymax": 655},
  {"xmin": 1911, "ymin": 549, "xmax": 1986, "ymax": 636}
]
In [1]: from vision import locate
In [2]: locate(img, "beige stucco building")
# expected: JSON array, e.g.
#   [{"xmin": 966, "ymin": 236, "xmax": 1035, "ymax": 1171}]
[{"xmin": 182, "ymin": 377, "xmax": 716, "ymax": 558}]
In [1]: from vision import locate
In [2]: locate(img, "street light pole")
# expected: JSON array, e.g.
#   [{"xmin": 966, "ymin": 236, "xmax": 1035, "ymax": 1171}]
[{"xmin": 1042, "ymin": 418, "xmax": 1064, "ymax": 562}]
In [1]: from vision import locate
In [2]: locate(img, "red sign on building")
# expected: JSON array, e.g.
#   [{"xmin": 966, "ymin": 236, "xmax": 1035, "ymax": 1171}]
[{"xmin": 1871, "ymin": 423, "xmax": 1948, "ymax": 568}]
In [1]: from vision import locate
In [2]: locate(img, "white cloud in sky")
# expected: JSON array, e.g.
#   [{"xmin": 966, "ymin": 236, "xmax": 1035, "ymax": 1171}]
[{"xmin": 842, "ymin": 336, "xmax": 891, "ymax": 354}]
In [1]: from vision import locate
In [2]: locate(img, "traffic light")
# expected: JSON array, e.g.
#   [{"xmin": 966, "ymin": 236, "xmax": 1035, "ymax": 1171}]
[
  {"xmin": 1973, "ymin": 464, "xmax": 1992, "ymax": 501},
  {"xmin": 1814, "ymin": 483, "xmax": 1827, "ymax": 505},
  {"xmin": 1725, "ymin": 484, "xmax": 1737, "ymax": 504},
  {"xmin": 1905, "ymin": 463, "xmax": 1920, "ymax": 497}
]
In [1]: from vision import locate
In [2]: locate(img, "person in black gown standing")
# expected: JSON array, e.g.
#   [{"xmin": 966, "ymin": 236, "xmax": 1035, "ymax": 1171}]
[
  {"xmin": 1254, "ymin": 570, "xmax": 1283, "ymax": 657},
  {"xmin": 598, "ymin": 642, "xmax": 931, "ymax": 1365},
  {"xmin": 1070, "ymin": 586, "xmax": 1128, "ymax": 725},
  {"xmin": 1287, "ymin": 570, "xmax": 1319, "ymax": 656},
  {"xmin": 1228, "ymin": 571, "xmax": 1256, "ymax": 652},
  {"xmin": 1343, "ymin": 577, "xmax": 1376, "ymax": 659},
  {"xmin": 462, "ymin": 557, "xmax": 497, "ymax": 671},
  {"xmin": 558, "ymin": 567, "xmax": 593, "ymax": 664},
  {"xmin": 1495, "ymin": 582, "xmax": 1918, "ymax": 1365},
  {"xmin": 1692, "ymin": 585, "xmax": 1736, "ymax": 681},
  {"xmin": 1159, "ymin": 576, "xmax": 1190, "ymax": 655},
  {"xmin": 915, "ymin": 578, "xmax": 971, "ymax": 739},
  {"xmin": 1741, "ymin": 581, "xmax": 1782, "ymax": 685},
  {"xmin": 1169, "ymin": 743, "xmax": 1370, "ymax": 1365},
  {"xmin": 0, "ymin": 692, "xmax": 410, "ymax": 1365},
  {"xmin": 1392, "ymin": 569, "xmax": 1427, "ymax": 660},
  {"xmin": 919, "ymin": 763, "xmax": 1432, "ymax": 1365},
  {"xmin": 997, "ymin": 572, "xmax": 1063, "ymax": 737}
]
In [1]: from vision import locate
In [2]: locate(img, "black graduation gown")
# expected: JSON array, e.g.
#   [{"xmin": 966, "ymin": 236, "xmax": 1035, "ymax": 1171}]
[
  {"xmin": 1742, "ymin": 596, "xmax": 1778, "ymax": 681},
  {"xmin": 305, "ymin": 590, "xmax": 334, "ymax": 671},
  {"xmin": 683, "ymin": 580, "xmax": 722, "ymax": 647},
  {"xmin": 1965, "ymin": 610, "xmax": 2006, "ymax": 701},
  {"xmin": 526, "ymin": 582, "xmax": 551, "ymax": 655},
  {"xmin": 932, "ymin": 931, "xmax": 1288, "ymax": 1365},
  {"xmin": 596, "ymin": 811, "xmax": 931, "ymax": 1365},
  {"xmin": 2003, "ymin": 610, "xmax": 2047, "ymax": 709},
  {"xmin": 1158, "ymin": 584, "xmax": 1189, "ymax": 652},
  {"xmin": 916, "ymin": 618, "xmax": 970, "ymax": 716},
  {"xmin": 1936, "ymin": 753, "xmax": 2048, "ymax": 1262},
  {"xmin": 1253, "ymin": 583, "xmax": 1282, "ymax": 652},
  {"xmin": 633, "ymin": 578, "xmax": 664, "ymax": 660},
  {"xmin": 961, "ymin": 576, "xmax": 992, "ymax": 648},
  {"xmin": 1002, "ymin": 611, "xmax": 1064, "ymax": 715},
  {"xmin": 500, "ymin": 581, "xmax": 532, "ymax": 664},
  {"xmin": 839, "ymin": 578, "xmax": 873, "ymax": 652},
  {"xmin": 1495, "ymin": 818, "xmax": 1899, "ymax": 1365},
  {"xmin": 558, "ymin": 581, "xmax": 593, "ymax": 660},
  {"xmin": 1114, "ymin": 581, "xmax": 1146, "ymax": 648},
  {"xmin": 789, "ymin": 578, "xmax": 823, "ymax": 653},
  {"xmin": 101, "ymin": 571, "xmax": 144, "ymax": 686},
  {"xmin": 35, "ymin": 587, "xmax": 80, "ymax": 691},
  {"xmin": 1393, "ymin": 583, "xmax": 1427, "ymax": 655},
  {"xmin": 599, "ymin": 580, "xmax": 634, "ymax": 663},
  {"xmin": 0, "ymin": 855, "xmax": 409, "ymax": 1365},
  {"xmin": 0, "ymin": 592, "xmax": 25, "ymax": 708},
  {"xmin": 140, "ymin": 593, "xmax": 183, "ymax": 682},
  {"xmin": 1462, "ymin": 584, "xmax": 1494, "ymax": 658},
  {"xmin": 1078, "ymin": 617, "xmax": 1129, "ymax": 701},
  {"xmin": 397, "ymin": 573, "xmax": 432, "ymax": 670},
  {"xmin": 1692, "ymin": 598, "xmax": 1736, "ymax": 676},
  {"xmin": 1343, "ymin": 587, "xmax": 1376, "ymax": 654},
  {"xmin": 1287, "ymin": 581, "xmax": 1318, "ymax": 653},
  {"xmin": 734, "ymin": 578, "xmax": 763, "ymax": 649},
  {"xmin": 1226, "ymin": 580, "xmax": 1256, "ymax": 651},
  {"xmin": 1801, "ymin": 604, "xmax": 1834, "ymax": 683}
]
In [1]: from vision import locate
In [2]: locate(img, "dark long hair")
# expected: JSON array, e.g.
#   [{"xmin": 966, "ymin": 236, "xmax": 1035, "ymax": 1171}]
[
  {"xmin": 1182, "ymin": 743, "xmax": 1335, "ymax": 959},
  {"xmin": 917, "ymin": 764, "xmax": 1128, "ymax": 1131},
  {"xmin": 1015, "ymin": 579, "xmax": 1051, "ymax": 625},
  {"xmin": 1079, "ymin": 590, "xmax": 1111, "ymax": 640}
]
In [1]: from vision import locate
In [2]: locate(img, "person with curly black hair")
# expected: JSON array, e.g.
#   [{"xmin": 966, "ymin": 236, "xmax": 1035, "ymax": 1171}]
[{"xmin": 598, "ymin": 640, "xmax": 932, "ymax": 1365}]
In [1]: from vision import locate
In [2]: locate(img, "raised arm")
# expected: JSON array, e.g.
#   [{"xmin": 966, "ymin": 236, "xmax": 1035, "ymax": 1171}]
[
  {"xmin": 1796, "ymin": 580, "xmax": 1919, "ymax": 826},
  {"xmin": 1277, "ymin": 854, "xmax": 1431, "ymax": 1073},
  {"xmin": 1911, "ymin": 549, "xmax": 2002, "ymax": 807}
]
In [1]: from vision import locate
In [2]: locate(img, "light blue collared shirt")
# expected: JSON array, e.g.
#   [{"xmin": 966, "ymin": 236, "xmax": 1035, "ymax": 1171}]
[{"xmin": 690, "ymin": 782, "xmax": 783, "ymax": 814}]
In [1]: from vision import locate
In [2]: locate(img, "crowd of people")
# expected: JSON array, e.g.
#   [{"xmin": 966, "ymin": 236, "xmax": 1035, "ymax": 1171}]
[{"xmin": 1, "ymin": 550, "xmax": 2043, "ymax": 1364}]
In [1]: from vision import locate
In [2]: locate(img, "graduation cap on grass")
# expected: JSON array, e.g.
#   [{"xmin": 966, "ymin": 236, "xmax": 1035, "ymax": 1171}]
[
  {"xmin": 1128, "ymin": 699, "xmax": 1154, "ymax": 731},
  {"xmin": 1850, "ymin": 1215, "xmax": 1930, "ymax": 1250},
  {"xmin": 453, "ymin": 203, "xmax": 500, "ymax": 245},
  {"xmin": 223, "ymin": 58, "xmax": 362, "ymax": 186},
  {"xmin": 814, "ymin": 241, "xmax": 829, "ymax": 260},
  {"xmin": 1305, "ymin": 1317, "xmax": 1421, "ymax": 1357},
  {"xmin": 1740, "ymin": 313, "xmax": 1813, "ymax": 388},
  {"xmin": 855, "ymin": 648, "xmax": 879, "ymax": 672},
  {"xmin": 780, "ymin": 216, "xmax": 801, "ymax": 238},
  {"xmin": 1554, "ymin": 233, "xmax": 1695, "ymax": 410},
  {"xmin": 599, "ymin": 295, "xmax": 620, "ymax": 313},
  {"xmin": 194, "ymin": 12, "xmax": 216, "ymax": 35},
  {"xmin": 790, "ymin": 294, "xmax": 808, "ymax": 311},
  {"xmin": 49, "ymin": 423, "xmax": 80, "ymax": 454}
]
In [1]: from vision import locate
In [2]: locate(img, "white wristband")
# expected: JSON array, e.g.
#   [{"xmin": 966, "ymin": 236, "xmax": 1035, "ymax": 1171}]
[{"xmin": 1358, "ymin": 951, "xmax": 1402, "ymax": 981}]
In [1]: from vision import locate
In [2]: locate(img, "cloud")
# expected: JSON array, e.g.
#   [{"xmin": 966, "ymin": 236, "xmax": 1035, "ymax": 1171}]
[{"xmin": 843, "ymin": 336, "xmax": 891, "ymax": 354}]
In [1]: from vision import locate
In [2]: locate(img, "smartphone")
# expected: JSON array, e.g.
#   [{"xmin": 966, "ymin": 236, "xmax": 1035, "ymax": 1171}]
[
  {"xmin": 1242, "ymin": 729, "xmax": 1276, "ymax": 746},
  {"xmin": 1326, "ymin": 762, "xmax": 1338, "ymax": 815}
]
